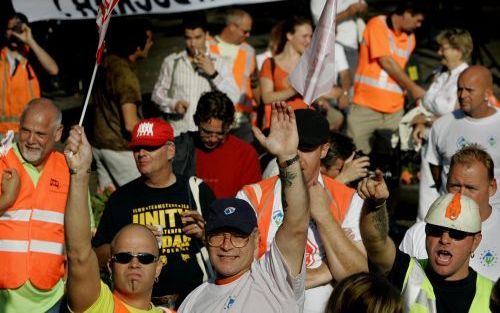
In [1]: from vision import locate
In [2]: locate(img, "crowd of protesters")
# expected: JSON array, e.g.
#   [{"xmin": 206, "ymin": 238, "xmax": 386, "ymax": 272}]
[{"xmin": 1, "ymin": 0, "xmax": 500, "ymax": 312}]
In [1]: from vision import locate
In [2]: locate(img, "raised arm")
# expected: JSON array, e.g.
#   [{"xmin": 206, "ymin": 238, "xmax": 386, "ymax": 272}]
[
  {"xmin": 64, "ymin": 126, "xmax": 101, "ymax": 312},
  {"xmin": 253, "ymin": 102, "xmax": 308, "ymax": 276},
  {"xmin": 14, "ymin": 23, "xmax": 58, "ymax": 75},
  {"xmin": 357, "ymin": 171, "xmax": 396, "ymax": 275},
  {"xmin": 309, "ymin": 183, "xmax": 367, "ymax": 281}
]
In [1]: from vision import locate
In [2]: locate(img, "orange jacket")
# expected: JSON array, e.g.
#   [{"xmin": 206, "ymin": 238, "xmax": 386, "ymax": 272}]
[
  {"xmin": 353, "ymin": 16, "xmax": 415, "ymax": 113},
  {"xmin": 0, "ymin": 149, "xmax": 68, "ymax": 290},
  {"xmin": 207, "ymin": 37, "xmax": 256, "ymax": 113},
  {"xmin": 0, "ymin": 48, "xmax": 40, "ymax": 133},
  {"xmin": 242, "ymin": 175, "xmax": 355, "ymax": 257}
]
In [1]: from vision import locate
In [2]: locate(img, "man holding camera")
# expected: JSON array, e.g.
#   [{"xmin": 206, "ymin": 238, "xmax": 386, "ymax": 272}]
[{"xmin": 1, "ymin": 12, "xmax": 58, "ymax": 134}]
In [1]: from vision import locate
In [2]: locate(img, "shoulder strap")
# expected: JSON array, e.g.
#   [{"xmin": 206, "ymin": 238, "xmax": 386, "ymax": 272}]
[{"xmin": 188, "ymin": 176, "xmax": 215, "ymax": 282}]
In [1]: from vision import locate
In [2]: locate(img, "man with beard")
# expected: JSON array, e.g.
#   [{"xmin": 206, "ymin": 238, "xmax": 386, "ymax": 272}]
[
  {"xmin": 358, "ymin": 172, "xmax": 493, "ymax": 312},
  {"xmin": 173, "ymin": 91, "xmax": 261, "ymax": 198},
  {"xmin": 0, "ymin": 99, "xmax": 69, "ymax": 312},
  {"xmin": 0, "ymin": 12, "xmax": 59, "ymax": 134}
]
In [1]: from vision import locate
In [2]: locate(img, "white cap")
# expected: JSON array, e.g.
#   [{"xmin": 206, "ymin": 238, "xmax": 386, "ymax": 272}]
[{"xmin": 424, "ymin": 193, "xmax": 481, "ymax": 233}]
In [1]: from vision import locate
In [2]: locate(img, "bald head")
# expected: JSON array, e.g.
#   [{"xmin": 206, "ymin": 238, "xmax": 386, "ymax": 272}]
[
  {"xmin": 111, "ymin": 224, "xmax": 159, "ymax": 256},
  {"xmin": 20, "ymin": 98, "xmax": 62, "ymax": 129},
  {"xmin": 460, "ymin": 65, "xmax": 493, "ymax": 90},
  {"xmin": 457, "ymin": 65, "xmax": 494, "ymax": 118}
]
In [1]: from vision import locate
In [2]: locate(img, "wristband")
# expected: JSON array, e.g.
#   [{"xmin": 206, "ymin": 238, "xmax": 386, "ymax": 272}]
[
  {"xmin": 208, "ymin": 71, "xmax": 219, "ymax": 79},
  {"xmin": 277, "ymin": 154, "xmax": 300, "ymax": 169},
  {"xmin": 69, "ymin": 168, "xmax": 91, "ymax": 175}
]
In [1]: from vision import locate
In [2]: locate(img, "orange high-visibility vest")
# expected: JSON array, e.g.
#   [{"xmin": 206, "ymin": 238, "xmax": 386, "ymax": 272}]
[
  {"xmin": 242, "ymin": 175, "xmax": 356, "ymax": 257},
  {"xmin": 207, "ymin": 37, "xmax": 256, "ymax": 113},
  {"xmin": 0, "ymin": 47, "xmax": 41, "ymax": 133},
  {"xmin": 353, "ymin": 16, "xmax": 415, "ymax": 113},
  {"xmin": 0, "ymin": 149, "xmax": 68, "ymax": 290}
]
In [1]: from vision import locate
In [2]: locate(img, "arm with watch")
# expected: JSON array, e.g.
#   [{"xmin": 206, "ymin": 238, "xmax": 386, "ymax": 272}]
[{"xmin": 195, "ymin": 53, "xmax": 240, "ymax": 104}]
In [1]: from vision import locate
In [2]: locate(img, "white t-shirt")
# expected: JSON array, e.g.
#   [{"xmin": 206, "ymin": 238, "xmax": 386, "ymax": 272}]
[
  {"xmin": 425, "ymin": 108, "xmax": 500, "ymax": 208},
  {"xmin": 237, "ymin": 175, "xmax": 364, "ymax": 313},
  {"xmin": 421, "ymin": 63, "xmax": 468, "ymax": 117},
  {"xmin": 178, "ymin": 239, "xmax": 306, "ymax": 313},
  {"xmin": 400, "ymin": 206, "xmax": 500, "ymax": 281},
  {"xmin": 310, "ymin": 0, "xmax": 362, "ymax": 49}
]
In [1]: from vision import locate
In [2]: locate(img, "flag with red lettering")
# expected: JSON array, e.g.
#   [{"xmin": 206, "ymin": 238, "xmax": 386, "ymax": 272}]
[
  {"xmin": 96, "ymin": 0, "xmax": 120, "ymax": 64},
  {"xmin": 288, "ymin": 0, "xmax": 337, "ymax": 105}
]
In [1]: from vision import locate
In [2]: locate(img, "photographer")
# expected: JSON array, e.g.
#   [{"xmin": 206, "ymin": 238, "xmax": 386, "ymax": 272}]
[{"xmin": 1, "ymin": 12, "xmax": 59, "ymax": 134}]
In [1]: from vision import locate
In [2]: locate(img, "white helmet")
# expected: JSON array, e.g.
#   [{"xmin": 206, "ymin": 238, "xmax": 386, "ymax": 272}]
[{"xmin": 424, "ymin": 193, "xmax": 481, "ymax": 233}]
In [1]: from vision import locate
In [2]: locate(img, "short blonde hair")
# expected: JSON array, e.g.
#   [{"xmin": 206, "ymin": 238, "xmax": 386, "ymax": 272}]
[{"xmin": 436, "ymin": 28, "xmax": 473, "ymax": 62}]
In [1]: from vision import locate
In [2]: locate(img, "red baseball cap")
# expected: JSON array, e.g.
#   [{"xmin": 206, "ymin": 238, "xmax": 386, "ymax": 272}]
[{"xmin": 129, "ymin": 118, "xmax": 174, "ymax": 149}]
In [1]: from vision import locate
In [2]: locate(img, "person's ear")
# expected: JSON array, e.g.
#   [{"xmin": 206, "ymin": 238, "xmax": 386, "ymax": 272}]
[
  {"xmin": 320, "ymin": 143, "xmax": 330, "ymax": 159},
  {"xmin": 489, "ymin": 178, "xmax": 497, "ymax": 198},
  {"xmin": 54, "ymin": 125, "xmax": 63, "ymax": 142}
]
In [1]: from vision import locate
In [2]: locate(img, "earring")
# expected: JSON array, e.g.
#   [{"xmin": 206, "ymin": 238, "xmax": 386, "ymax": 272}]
[
  {"xmin": 155, "ymin": 276, "xmax": 159, "ymax": 283},
  {"xmin": 471, "ymin": 252, "xmax": 475, "ymax": 259}
]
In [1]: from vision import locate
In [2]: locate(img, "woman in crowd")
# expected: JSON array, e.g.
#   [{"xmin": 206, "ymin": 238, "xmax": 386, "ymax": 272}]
[
  {"xmin": 410, "ymin": 28, "xmax": 473, "ymax": 219},
  {"xmin": 325, "ymin": 272, "xmax": 403, "ymax": 313},
  {"xmin": 260, "ymin": 17, "xmax": 312, "ymax": 128}
]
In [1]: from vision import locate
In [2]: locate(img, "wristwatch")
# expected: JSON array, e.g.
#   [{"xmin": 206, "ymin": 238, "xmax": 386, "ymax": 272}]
[{"xmin": 208, "ymin": 71, "xmax": 219, "ymax": 79}]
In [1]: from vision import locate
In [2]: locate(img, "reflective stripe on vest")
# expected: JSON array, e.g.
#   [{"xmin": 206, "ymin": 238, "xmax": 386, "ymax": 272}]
[
  {"xmin": 0, "ymin": 239, "xmax": 63, "ymax": 255},
  {"xmin": 0, "ymin": 209, "xmax": 64, "ymax": 224},
  {"xmin": 243, "ymin": 175, "xmax": 355, "ymax": 257},
  {"xmin": 402, "ymin": 258, "xmax": 493, "ymax": 313},
  {"xmin": 354, "ymin": 74, "xmax": 403, "ymax": 94}
]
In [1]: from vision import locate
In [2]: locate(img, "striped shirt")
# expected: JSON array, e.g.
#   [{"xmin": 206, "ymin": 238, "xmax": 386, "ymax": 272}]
[{"xmin": 152, "ymin": 50, "xmax": 239, "ymax": 135}]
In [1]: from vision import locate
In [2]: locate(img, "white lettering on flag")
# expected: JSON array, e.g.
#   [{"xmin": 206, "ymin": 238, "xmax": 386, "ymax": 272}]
[
  {"xmin": 137, "ymin": 122, "xmax": 154, "ymax": 137},
  {"xmin": 288, "ymin": 0, "xmax": 338, "ymax": 105},
  {"xmin": 96, "ymin": 0, "xmax": 120, "ymax": 64}
]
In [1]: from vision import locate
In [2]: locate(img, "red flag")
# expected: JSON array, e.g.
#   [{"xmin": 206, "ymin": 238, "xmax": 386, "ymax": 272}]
[
  {"xmin": 96, "ymin": 0, "xmax": 120, "ymax": 64},
  {"xmin": 288, "ymin": 0, "xmax": 337, "ymax": 105}
]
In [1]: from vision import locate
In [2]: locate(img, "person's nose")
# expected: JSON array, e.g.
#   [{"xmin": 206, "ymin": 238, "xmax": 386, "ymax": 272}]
[
  {"xmin": 221, "ymin": 234, "xmax": 233, "ymax": 251},
  {"xmin": 439, "ymin": 231, "xmax": 451, "ymax": 245}
]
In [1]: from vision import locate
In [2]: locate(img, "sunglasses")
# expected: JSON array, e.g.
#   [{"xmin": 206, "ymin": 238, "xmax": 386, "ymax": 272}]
[
  {"xmin": 111, "ymin": 252, "xmax": 159, "ymax": 265},
  {"xmin": 425, "ymin": 224, "xmax": 477, "ymax": 241}
]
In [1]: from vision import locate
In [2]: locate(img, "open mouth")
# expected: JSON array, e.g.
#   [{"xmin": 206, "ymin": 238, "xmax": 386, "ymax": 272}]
[{"xmin": 435, "ymin": 250, "xmax": 453, "ymax": 265}]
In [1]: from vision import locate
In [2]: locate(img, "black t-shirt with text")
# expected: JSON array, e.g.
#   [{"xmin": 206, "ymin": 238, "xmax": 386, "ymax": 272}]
[
  {"xmin": 387, "ymin": 250, "xmax": 477, "ymax": 313},
  {"xmin": 92, "ymin": 175, "xmax": 215, "ymax": 297}
]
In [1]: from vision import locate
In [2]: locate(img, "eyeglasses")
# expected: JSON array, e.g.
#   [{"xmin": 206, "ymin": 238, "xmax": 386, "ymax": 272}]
[
  {"xmin": 425, "ymin": 224, "xmax": 477, "ymax": 241},
  {"xmin": 199, "ymin": 126, "xmax": 227, "ymax": 138},
  {"xmin": 207, "ymin": 232, "xmax": 251, "ymax": 248},
  {"xmin": 111, "ymin": 252, "xmax": 159, "ymax": 265}
]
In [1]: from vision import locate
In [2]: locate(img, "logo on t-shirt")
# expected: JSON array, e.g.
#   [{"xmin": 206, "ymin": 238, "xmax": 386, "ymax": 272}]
[
  {"xmin": 223, "ymin": 296, "xmax": 236, "ymax": 310},
  {"xmin": 488, "ymin": 136, "xmax": 497, "ymax": 148},
  {"xmin": 272, "ymin": 210, "xmax": 283, "ymax": 227},
  {"xmin": 456, "ymin": 136, "xmax": 469, "ymax": 149},
  {"xmin": 479, "ymin": 249, "xmax": 497, "ymax": 267},
  {"xmin": 224, "ymin": 207, "xmax": 236, "ymax": 215}
]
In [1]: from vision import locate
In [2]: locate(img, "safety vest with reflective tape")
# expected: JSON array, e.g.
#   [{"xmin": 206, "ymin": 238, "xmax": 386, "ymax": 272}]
[
  {"xmin": 242, "ymin": 175, "xmax": 355, "ymax": 257},
  {"xmin": 208, "ymin": 37, "xmax": 256, "ymax": 113},
  {"xmin": 0, "ymin": 149, "xmax": 68, "ymax": 290},
  {"xmin": 353, "ymin": 15, "xmax": 415, "ymax": 113},
  {"xmin": 0, "ymin": 47, "xmax": 40, "ymax": 133},
  {"xmin": 402, "ymin": 258, "xmax": 493, "ymax": 313}
]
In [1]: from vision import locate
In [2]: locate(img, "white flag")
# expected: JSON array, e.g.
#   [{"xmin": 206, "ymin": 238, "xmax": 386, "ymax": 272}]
[
  {"xmin": 96, "ymin": 0, "xmax": 120, "ymax": 64},
  {"xmin": 289, "ymin": 0, "xmax": 337, "ymax": 105}
]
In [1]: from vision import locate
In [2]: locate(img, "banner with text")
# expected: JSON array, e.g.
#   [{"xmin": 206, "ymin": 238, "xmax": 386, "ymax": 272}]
[{"xmin": 13, "ymin": 0, "xmax": 282, "ymax": 22}]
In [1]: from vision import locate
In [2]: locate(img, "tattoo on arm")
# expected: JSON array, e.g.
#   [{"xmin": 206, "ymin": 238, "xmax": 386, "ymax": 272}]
[{"xmin": 279, "ymin": 168, "xmax": 296, "ymax": 210}]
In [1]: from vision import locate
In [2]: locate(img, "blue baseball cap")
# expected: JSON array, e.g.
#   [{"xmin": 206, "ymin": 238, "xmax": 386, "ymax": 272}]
[{"xmin": 205, "ymin": 198, "xmax": 257, "ymax": 235}]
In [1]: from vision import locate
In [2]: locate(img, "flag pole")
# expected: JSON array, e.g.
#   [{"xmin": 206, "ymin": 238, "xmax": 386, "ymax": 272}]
[{"xmin": 78, "ymin": 63, "xmax": 99, "ymax": 126}]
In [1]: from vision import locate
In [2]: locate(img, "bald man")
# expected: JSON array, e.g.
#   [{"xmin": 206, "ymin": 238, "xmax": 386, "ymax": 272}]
[
  {"xmin": 426, "ymin": 65, "xmax": 500, "ymax": 208},
  {"xmin": 0, "ymin": 98, "xmax": 68, "ymax": 312},
  {"xmin": 64, "ymin": 126, "xmax": 167, "ymax": 313}
]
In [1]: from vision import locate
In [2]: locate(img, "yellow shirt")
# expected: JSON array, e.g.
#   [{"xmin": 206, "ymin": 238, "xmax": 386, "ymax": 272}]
[{"xmin": 74, "ymin": 281, "xmax": 164, "ymax": 313}]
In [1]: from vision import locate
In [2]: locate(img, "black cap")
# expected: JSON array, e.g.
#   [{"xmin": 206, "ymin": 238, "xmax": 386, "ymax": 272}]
[
  {"xmin": 205, "ymin": 198, "xmax": 257, "ymax": 235},
  {"xmin": 295, "ymin": 109, "xmax": 329, "ymax": 151}
]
